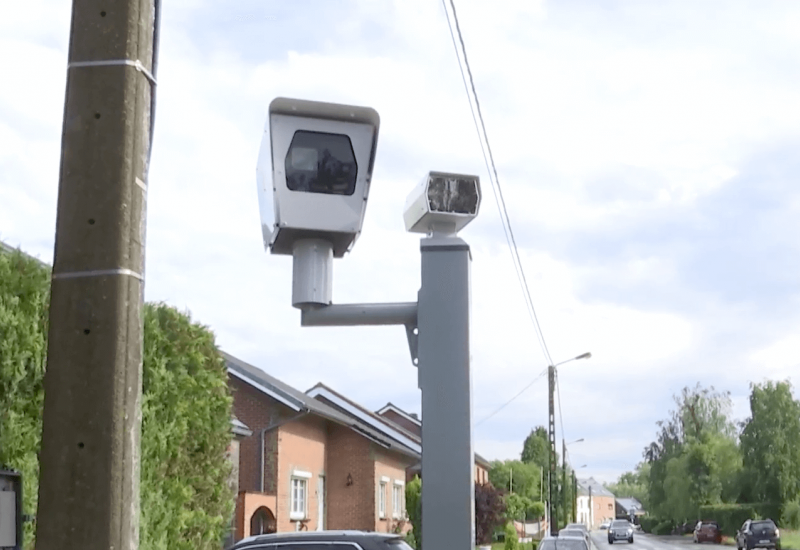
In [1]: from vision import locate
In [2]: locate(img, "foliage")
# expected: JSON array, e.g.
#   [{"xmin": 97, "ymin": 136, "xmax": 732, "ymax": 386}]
[
  {"xmin": 521, "ymin": 427, "xmax": 550, "ymax": 471},
  {"xmin": 490, "ymin": 460, "xmax": 542, "ymax": 501},
  {"xmin": 404, "ymin": 530, "xmax": 416, "ymax": 549},
  {"xmin": 0, "ymin": 246, "xmax": 236, "ymax": 550},
  {"xmin": 739, "ymin": 381, "xmax": 800, "ymax": 507},
  {"xmin": 530, "ymin": 500, "xmax": 545, "ymax": 520},
  {"xmin": 782, "ymin": 501, "xmax": 800, "ymax": 530},
  {"xmin": 643, "ymin": 384, "xmax": 744, "ymax": 523},
  {"xmin": 607, "ymin": 463, "xmax": 650, "ymax": 509},
  {"xmin": 0, "ymin": 248, "xmax": 50, "ymax": 547},
  {"xmin": 405, "ymin": 476, "xmax": 422, "ymax": 550},
  {"xmin": 504, "ymin": 521, "xmax": 520, "ymax": 550},
  {"xmin": 476, "ymin": 482, "xmax": 508, "ymax": 545}
]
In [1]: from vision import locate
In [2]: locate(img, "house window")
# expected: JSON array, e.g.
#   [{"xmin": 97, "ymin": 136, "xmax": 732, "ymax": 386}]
[
  {"xmin": 291, "ymin": 471, "xmax": 311, "ymax": 520},
  {"xmin": 608, "ymin": 503, "xmax": 613, "ymax": 510},
  {"xmin": 393, "ymin": 481, "xmax": 405, "ymax": 518},
  {"xmin": 379, "ymin": 481, "xmax": 387, "ymax": 518}
]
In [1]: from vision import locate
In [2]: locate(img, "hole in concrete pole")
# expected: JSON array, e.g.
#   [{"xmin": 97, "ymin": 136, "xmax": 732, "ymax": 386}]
[
  {"xmin": 94, "ymin": 113, "xmax": 101, "ymax": 119},
  {"xmin": 88, "ymin": 219, "xmax": 95, "ymax": 225},
  {"xmin": 83, "ymin": 329, "xmax": 90, "ymax": 335},
  {"xmin": 78, "ymin": 442, "xmax": 85, "ymax": 449},
  {"xmin": 100, "ymin": 11, "xmax": 106, "ymax": 16}
]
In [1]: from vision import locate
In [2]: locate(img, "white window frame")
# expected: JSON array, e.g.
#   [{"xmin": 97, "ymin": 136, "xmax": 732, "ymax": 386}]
[
  {"xmin": 290, "ymin": 471, "xmax": 311, "ymax": 521},
  {"xmin": 392, "ymin": 480, "xmax": 405, "ymax": 519},
  {"xmin": 379, "ymin": 478, "xmax": 388, "ymax": 519}
]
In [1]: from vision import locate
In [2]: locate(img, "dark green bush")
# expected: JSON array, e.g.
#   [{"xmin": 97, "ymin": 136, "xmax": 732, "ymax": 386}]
[
  {"xmin": 639, "ymin": 517, "xmax": 660, "ymax": 533},
  {"xmin": 0, "ymin": 246, "xmax": 235, "ymax": 550},
  {"xmin": 698, "ymin": 504, "xmax": 761, "ymax": 536}
]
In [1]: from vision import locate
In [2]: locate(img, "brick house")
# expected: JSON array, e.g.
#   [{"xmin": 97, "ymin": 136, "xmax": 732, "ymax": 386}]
[
  {"xmin": 225, "ymin": 352, "xmax": 419, "ymax": 543},
  {"xmin": 576, "ymin": 477, "xmax": 616, "ymax": 530},
  {"xmin": 374, "ymin": 402, "xmax": 492, "ymax": 485}
]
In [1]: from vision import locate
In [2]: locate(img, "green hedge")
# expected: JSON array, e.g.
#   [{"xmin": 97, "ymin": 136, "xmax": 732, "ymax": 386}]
[
  {"xmin": 0, "ymin": 246, "xmax": 234, "ymax": 550},
  {"xmin": 697, "ymin": 504, "xmax": 770, "ymax": 536}
]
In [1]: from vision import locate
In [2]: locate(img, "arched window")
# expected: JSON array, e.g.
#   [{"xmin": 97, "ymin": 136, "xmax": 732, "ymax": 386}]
[{"xmin": 250, "ymin": 506, "xmax": 277, "ymax": 536}]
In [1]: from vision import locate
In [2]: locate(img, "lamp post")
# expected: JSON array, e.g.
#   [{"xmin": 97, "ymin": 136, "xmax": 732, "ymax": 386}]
[
  {"xmin": 548, "ymin": 353, "xmax": 591, "ymax": 535},
  {"xmin": 562, "ymin": 438, "xmax": 584, "ymax": 527}
]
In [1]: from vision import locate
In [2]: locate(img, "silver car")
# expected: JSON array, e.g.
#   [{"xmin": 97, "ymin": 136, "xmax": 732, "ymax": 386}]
[
  {"xmin": 540, "ymin": 535, "xmax": 590, "ymax": 550},
  {"xmin": 608, "ymin": 519, "xmax": 634, "ymax": 544}
]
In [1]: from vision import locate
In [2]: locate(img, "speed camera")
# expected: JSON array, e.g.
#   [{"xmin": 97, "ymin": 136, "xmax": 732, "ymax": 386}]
[
  {"xmin": 403, "ymin": 171, "xmax": 481, "ymax": 235},
  {"xmin": 256, "ymin": 97, "xmax": 381, "ymax": 259}
]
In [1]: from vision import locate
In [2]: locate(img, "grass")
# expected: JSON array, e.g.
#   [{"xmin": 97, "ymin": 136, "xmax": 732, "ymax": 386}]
[{"xmin": 783, "ymin": 529, "xmax": 800, "ymax": 550}]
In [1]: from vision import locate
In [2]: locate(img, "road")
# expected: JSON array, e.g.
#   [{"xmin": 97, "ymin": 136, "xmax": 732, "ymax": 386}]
[{"xmin": 589, "ymin": 531, "xmax": 730, "ymax": 550}]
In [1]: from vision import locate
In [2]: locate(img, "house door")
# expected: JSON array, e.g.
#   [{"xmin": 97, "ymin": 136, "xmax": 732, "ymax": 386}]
[{"xmin": 317, "ymin": 476, "xmax": 325, "ymax": 531}]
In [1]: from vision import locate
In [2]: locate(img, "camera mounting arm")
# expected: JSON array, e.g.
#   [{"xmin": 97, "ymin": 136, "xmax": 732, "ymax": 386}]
[{"xmin": 300, "ymin": 302, "xmax": 419, "ymax": 365}]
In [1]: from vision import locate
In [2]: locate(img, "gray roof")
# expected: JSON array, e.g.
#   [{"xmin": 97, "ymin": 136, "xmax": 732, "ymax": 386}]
[
  {"xmin": 223, "ymin": 351, "xmax": 419, "ymax": 459},
  {"xmin": 616, "ymin": 497, "xmax": 644, "ymax": 513},
  {"xmin": 577, "ymin": 477, "xmax": 615, "ymax": 498}
]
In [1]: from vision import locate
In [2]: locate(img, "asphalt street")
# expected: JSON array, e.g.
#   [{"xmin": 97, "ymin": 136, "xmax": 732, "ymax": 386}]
[{"xmin": 588, "ymin": 532, "xmax": 729, "ymax": 550}]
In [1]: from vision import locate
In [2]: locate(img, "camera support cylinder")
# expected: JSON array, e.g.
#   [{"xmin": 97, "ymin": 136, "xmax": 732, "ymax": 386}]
[{"xmin": 292, "ymin": 239, "xmax": 333, "ymax": 308}]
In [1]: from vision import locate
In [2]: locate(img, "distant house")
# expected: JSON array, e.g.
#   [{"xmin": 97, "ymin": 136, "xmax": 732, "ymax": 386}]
[
  {"xmin": 577, "ymin": 477, "xmax": 616, "ymax": 530},
  {"xmin": 616, "ymin": 497, "xmax": 645, "ymax": 522},
  {"xmin": 374, "ymin": 401, "xmax": 491, "ymax": 485}
]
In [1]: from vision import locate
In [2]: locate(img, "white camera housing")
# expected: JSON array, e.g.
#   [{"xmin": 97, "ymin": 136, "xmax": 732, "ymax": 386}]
[
  {"xmin": 257, "ymin": 97, "xmax": 380, "ymax": 258},
  {"xmin": 404, "ymin": 171, "xmax": 481, "ymax": 235}
]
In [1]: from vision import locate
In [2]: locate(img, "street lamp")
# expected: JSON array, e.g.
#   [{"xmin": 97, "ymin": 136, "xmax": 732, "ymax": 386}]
[
  {"xmin": 547, "ymin": 352, "xmax": 591, "ymax": 535},
  {"xmin": 257, "ymin": 98, "xmax": 482, "ymax": 550}
]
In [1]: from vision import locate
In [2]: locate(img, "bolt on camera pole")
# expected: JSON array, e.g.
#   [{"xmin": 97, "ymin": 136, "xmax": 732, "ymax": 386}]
[
  {"xmin": 35, "ymin": 1, "xmax": 156, "ymax": 549},
  {"xmin": 548, "ymin": 365, "xmax": 557, "ymax": 536}
]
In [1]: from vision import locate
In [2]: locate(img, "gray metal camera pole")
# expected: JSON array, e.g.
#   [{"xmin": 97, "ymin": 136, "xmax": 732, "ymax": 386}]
[
  {"xmin": 300, "ymin": 233, "xmax": 475, "ymax": 549},
  {"xmin": 417, "ymin": 234, "xmax": 475, "ymax": 550}
]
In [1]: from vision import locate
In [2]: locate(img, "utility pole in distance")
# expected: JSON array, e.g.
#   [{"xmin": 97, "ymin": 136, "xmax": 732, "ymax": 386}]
[
  {"xmin": 548, "ymin": 365, "xmax": 557, "ymax": 536},
  {"xmin": 36, "ymin": 1, "xmax": 157, "ymax": 549}
]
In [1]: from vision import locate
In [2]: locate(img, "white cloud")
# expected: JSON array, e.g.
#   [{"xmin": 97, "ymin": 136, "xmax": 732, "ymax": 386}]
[{"xmin": 2, "ymin": 0, "xmax": 800, "ymax": 484}]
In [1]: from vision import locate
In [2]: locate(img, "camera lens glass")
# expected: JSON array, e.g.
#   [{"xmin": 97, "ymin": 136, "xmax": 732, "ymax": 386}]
[{"xmin": 285, "ymin": 131, "xmax": 358, "ymax": 196}]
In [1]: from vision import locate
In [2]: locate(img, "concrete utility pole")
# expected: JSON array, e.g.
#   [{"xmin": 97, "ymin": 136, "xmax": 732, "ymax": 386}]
[
  {"xmin": 548, "ymin": 365, "xmax": 557, "ymax": 536},
  {"xmin": 36, "ymin": 1, "xmax": 157, "ymax": 549},
  {"xmin": 572, "ymin": 471, "xmax": 577, "ymax": 523},
  {"xmin": 562, "ymin": 439, "xmax": 567, "ymax": 528}
]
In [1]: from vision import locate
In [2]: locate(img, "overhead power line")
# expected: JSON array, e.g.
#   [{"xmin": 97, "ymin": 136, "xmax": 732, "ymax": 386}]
[
  {"xmin": 440, "ymin": 0, "xmax": 554, "ymax": 368},
  {"xmin": 475, "ymin": 368, "xmax": 548, "ymax": 427}
]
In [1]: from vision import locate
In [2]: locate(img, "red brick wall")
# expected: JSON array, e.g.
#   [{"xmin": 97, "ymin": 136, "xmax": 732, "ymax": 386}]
[
  {"xmin": 229, "ymin": 377, "xmax": 295, "ymax": 500},
  {"xmin": 379, "ymin": 410, "xmax": 421, "ymax": 438},
  {"xmin": 275, "ymin": 415, "xmax": 328, "ymax": 532},
  {"xmin": 326, "ymin": 423, "xmax": 375, "ymax": 530},
  {"xmin": 374, "ymin": 449, "xmax": 413, "ymax": 534}
]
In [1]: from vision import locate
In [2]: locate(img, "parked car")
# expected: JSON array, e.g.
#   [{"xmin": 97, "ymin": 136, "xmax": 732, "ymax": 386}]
[
  {"xmin": 564, "ymin": 523, "xmax": 589, "ymax": 534},
  {"xmin": 540, "ymin": 535, "xmax": 590, "ymax": 550},
  {"xmin": 231, "ymin": 531, "xmax": 414, "ymax": 550},
  {"xmin": 608, "ymin": 519, "xmax": 634, "ymax": 544},
  {"xmin": 600, "ymin": 521, "xmax": 611, "ymax": 530},
  {"xmin": 560, "ymin": 528, "xmax": 591, "ymax": 545},
  {"xmin": 736, "ymin": 519, "xmax": 781, "ymax": 550},
  {"xmin": 694, "ymin": 521, "xmax": 722, "ymax": 544}
]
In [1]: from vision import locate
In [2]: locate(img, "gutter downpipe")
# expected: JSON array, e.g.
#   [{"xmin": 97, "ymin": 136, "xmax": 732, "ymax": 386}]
[{"xmin": 260, "ymin": 411, "xmax": 310, "ymax": 492}]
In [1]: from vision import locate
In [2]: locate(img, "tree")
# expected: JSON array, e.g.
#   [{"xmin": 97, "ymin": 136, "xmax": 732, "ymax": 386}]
[
  {"xmin": 476, "ymin": 482, "xmax": 507, "ymax": 545},
  {"xmin": 405, "ymin": 476, "xmax": 422, "ymax": 550},
  {"xmin": 0, "ymin": 246, "xmax": 236, "ymax": 550},
  {"xmin": 521, "ymin": 426, "xmax": 550, "ymax": 470},
  {"xmin": 607, "ymin": 463, "xmax": 649, "ymax": 509},
  {"xmin": 139, "ymin": 303, "xmax": 234, "ymax": 550},
  {"xmin": 739, "ymin": 380, "xmax": 800, "ymax": 507},
  {"xmin": 489, "ymin": 460, "xmax": 542, "ymax": 501},
  {"xmin": 0, "ymin": 248, "xmax": 49, "ymax": 547}
]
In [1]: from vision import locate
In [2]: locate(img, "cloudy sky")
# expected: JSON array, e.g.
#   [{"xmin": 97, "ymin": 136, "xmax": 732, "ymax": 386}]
[{"xmin": 2, "ymin": 0, "xmax": 800, "ymax": 483}]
